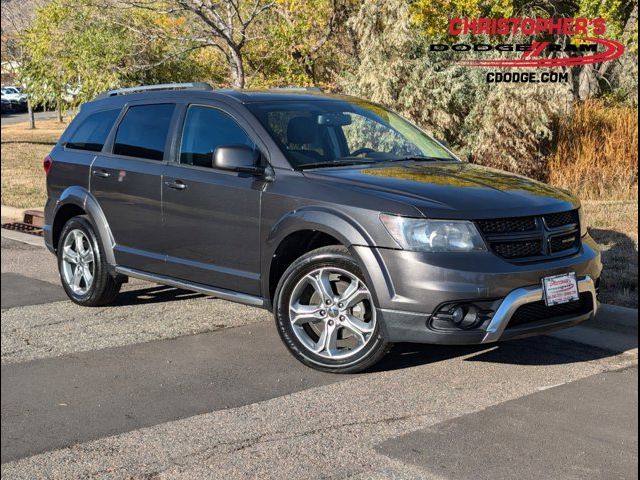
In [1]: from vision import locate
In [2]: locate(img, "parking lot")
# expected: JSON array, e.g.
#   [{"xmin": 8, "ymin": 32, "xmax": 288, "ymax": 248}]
[
  {"xmin": 1, "ymin": 229, "xmax": 637, "ymax": 479},
  {"xmin": 0, "ymin": 111, "xmax": 60, "ymax": 126}
]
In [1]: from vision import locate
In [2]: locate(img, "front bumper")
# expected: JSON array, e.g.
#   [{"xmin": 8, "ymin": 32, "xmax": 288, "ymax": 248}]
[
  {"xmin": 377, "ymin": 275, "xmax": 597, "ymax": 344},
  {"xmin": 352, "ymin": 234, "xmax": 602, "ymax": 345},
  {"xmin": 481, "ymin": 275, "xmax": 597, "ymax": 343}
]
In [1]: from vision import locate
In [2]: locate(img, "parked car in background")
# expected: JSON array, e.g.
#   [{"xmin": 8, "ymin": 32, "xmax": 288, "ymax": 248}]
[
  {"xmin": 1, "ymin": 86, "xmax": 28, "ymax": 113},
  {"xmin": 43, "ymin": 83, "xmax": 602, "ymax": 373},
  {"xmin": 1, "ymin": 96, "xmax": 13, "ymax": 113}
]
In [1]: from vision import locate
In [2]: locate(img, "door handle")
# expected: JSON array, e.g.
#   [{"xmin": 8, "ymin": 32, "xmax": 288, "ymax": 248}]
[
  {"xmin": 92, "ymin": 169, "xmax": 111, "ymax": 178},
  {"xmin": 165, "ymin": 180, "xmax": 187, "ymax": 190}
]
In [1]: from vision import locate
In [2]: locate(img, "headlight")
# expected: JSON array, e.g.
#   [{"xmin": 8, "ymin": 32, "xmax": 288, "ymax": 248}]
[
  {"xmin": 578, "ymin": 206, "xmax": 588, "ymax": 237},
  {"xmin": 380, "ymin": 214, "xmax": 487, "ymax": 252}
]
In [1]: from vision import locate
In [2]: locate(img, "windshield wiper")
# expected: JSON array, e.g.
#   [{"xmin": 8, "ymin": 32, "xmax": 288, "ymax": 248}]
[
  {"xmin": 386, "ymin": 155, "xmax": 451, "ymax": 163},
  {"xmin": 298, "ymin": 159, "xmax": 378, "ymax": 170}
]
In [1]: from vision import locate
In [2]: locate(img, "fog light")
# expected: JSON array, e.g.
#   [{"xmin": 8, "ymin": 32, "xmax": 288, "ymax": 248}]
[
  {"xmin": 430, "ymin": 302, "xmax": 494, "ymax": 331},
  {"xmin": 450, "ymin": 306, "xmax": 466, "ymax": 325}
]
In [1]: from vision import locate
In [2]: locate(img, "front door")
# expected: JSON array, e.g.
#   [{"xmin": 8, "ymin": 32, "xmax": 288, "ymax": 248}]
[
  {"xmin": 162, "ymin": 104, "xmax": 263, "ymax": 295},
  {"xmin": 91, "ymin": 103, "xmax": 176, "ymax": 273}
]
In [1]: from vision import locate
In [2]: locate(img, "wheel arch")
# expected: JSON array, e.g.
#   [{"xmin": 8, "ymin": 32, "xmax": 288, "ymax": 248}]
[
  {"xmin": 264, "ymin": 207, "xmax": 388, "ymax": 308},
  {"xmin": 52, "ymin": 186, "xmax": 116, "ymax": 265}
]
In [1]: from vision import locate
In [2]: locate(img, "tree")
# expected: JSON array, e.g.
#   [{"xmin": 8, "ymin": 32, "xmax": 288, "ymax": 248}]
[
  {"xmin": 18, "ymin": 0, "xmax": 214, "ymax": 114},
  {"xmin": 340, "ymin": 0, "xmax": 571, "ymax": 180},
  {"xmin": 122, "ymin": 0, "xmax": 275, "ymax": 88},
  {"xmin": 1, "ymin": 0, "xmax": 47, "ymax": 128}
]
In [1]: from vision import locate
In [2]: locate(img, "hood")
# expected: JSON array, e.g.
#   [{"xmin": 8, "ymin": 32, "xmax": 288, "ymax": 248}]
[{"xmin": 303, "ymin": 161, "xmax": 579, "ymax": 219}]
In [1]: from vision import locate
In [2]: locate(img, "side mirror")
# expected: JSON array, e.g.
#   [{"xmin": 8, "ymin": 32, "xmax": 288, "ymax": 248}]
[{"xmin": 213, "ymin": 145, "xmax": 263, "ymax": 174}]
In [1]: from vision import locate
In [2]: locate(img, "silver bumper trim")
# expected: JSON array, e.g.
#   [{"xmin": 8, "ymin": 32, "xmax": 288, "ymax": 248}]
[{"xmin": 481, "ymin": 275, "xmax": 597, "ymax": 343}]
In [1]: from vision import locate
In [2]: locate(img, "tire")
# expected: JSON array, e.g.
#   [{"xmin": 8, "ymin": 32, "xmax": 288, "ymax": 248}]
[
  {"xmin": 57, "ymin": 215, "xmax": 121, "ymax": 306},
  {"xmin": 274, "ymin": 245, "xmax": 389, "ymax": 373}
]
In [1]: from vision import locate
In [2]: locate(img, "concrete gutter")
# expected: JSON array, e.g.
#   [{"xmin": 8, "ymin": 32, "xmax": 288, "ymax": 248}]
[
  {"xmin": 550, "ymin": 304, "xmax": 637, "ymax": 353},
  {"xmin": 1, "ymin": 227, "xmax": 45, "ymax": 247}
]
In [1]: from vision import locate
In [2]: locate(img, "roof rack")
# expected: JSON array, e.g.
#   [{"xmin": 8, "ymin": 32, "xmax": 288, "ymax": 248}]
[
  {"xmin": 96, "ymin": 82, "xmax": 213, "ymax": 99},
  {"xmin": 269, "ymin": 87, "xmax": 323, "ymax": 92}
]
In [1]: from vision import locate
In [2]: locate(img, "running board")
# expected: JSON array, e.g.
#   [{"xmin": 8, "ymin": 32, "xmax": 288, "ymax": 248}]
[{"xmin": 115, "ymin": 266, "xmax": 265, "ymax": 307}]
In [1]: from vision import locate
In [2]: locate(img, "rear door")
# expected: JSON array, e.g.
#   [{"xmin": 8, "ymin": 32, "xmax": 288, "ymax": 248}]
[
  {"xmin": 52, "ymin": 107, "xmax": 121, "ymax": 201},
  {"xmin": 161, "ymin": 103, "xmax": 264, "ymax": 295},
  {"xmin": 91, "ymin": 102, "xmax": 177, "ymax": 273}
]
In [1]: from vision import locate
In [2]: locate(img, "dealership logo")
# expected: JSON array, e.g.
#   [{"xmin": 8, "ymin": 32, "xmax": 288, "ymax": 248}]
[{"xmin": 431, "ymin": 17, "xmax": 625, "ymax": 80}]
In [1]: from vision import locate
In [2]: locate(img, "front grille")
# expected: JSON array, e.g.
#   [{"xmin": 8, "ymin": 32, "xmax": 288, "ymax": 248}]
[
  {"xmin": 476, "ymin": 216, "xmax": 536, "ymax": 234},
  {"xmin": 475, "ymin": 209, "xmax": 581, "ymax": 261},
  {"xmin": 493, "ymin": 240, "xmax": 542, "ymax": 259},
  {"xmin": 544, "ymin": 210, "xmax": 579, "ymax": 229},
  {"xmin": 549, "ymin": 232, "xmax": 580, "ymax": 253},
  {"xmin": 507, "ymin": 292, "xmax": 593, "ymax": 329}
]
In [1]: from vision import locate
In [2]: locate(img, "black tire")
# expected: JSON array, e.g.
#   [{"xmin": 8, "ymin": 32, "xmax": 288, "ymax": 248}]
[
  {"xmin": 57, "ymin": 215, "xmax": 121, "ymax": 306},
  {"xmin": 274, "ymin": 245, "xmax": 389, "ymax": 373}
]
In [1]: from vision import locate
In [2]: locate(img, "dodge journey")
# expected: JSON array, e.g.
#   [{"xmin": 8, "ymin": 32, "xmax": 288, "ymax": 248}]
[{"xmin": 44, "ymin": 83, "xmax": 602, "ymax": 372}]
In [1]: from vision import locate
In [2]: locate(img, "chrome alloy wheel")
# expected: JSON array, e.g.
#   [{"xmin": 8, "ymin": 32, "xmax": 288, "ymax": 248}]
[
  {"xmin": 61, "ymin": 229, "xmax": 95, "ymax": 296},
  {"xmin": 288, "ymin": 267, "xmax": 376, "ymax": 360}
]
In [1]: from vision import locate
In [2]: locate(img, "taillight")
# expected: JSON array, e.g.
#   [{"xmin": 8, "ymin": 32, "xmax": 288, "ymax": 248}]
[{"xmin": 43, "ymin": 154, "xmax": 53, "ymax": 176}]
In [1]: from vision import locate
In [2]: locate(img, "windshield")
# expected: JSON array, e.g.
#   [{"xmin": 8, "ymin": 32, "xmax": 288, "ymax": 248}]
[{"xmin": 246, "ymin": 99, "xmax": 456, "ymax": 169}]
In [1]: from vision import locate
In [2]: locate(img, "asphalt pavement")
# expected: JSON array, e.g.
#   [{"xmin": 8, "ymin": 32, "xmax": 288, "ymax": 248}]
[
  {"xmin": 1, "ymin": 229, "xmax": 637, "ymax": 479},
  {"xmin": 380, "ymin": 366, "xmax": 638, "ymax": 480},
  {"xmin": 1, "ymin": 110, "xmax": 60, "ymax": 126}
]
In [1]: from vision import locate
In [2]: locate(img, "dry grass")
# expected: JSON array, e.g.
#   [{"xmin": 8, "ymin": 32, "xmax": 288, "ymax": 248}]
[
  {"xmin": 1, "ymin": 142, "xmax": 52, "ymax": 208},
  {"xmin": 583, "ymin": 200, "xmax": 638, "ymax": 308},
  {"xmin": 548, "ymin": 101, "xmax": 639, "ymax": 200},
  {"xmin": 1, "ymin": 119, "xmax": 68, "ymax": 144},
  {"xmin": 1, "ymin": 120, "xmax": 67, "ymax": 208}
]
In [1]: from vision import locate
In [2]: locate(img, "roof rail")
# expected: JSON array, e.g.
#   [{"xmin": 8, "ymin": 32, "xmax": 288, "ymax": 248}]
[
  {"xmin": 96, "ymin": 82, "xmax": 213, "ymax": 99},
  {"xmin": 269, "ymin": 87, "xmax": 323, "ymax": 92}
]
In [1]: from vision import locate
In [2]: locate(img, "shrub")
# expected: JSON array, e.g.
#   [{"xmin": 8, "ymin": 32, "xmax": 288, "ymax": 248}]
[{"xmin": 547, "ymin": 100, "xmax": 638, "ymax": 200}]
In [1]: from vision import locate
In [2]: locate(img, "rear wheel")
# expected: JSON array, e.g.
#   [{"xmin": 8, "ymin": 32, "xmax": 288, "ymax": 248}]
[
  {"xmin": 57, "ymin": 215, "xmax": 121, "ymax": 306},
  {"xmin": 274, "ymin": 246, "xmax": 389, "ymax": 373}
]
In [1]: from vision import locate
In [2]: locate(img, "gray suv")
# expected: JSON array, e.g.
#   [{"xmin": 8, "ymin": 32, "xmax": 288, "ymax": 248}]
[{"xmin": 44, "ymin": 83, "xmax": 602, "ymax": 373}]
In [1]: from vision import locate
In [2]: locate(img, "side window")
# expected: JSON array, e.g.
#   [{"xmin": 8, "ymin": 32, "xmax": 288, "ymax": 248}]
[
  {"xmin": 180, "ymin": 106, "xmax": 255, "ymax": 167},
  {"xmin": 113, "ymin": 104, "xmax": 175, "ymax": 161},
  {"xmin": 66, "ymin": 109, "xmax": 120, "ymax": 152}
]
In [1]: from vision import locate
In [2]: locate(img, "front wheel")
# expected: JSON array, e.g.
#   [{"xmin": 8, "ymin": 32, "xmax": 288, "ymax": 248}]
[{"xmin": 274, "ymin": 246, "xmax": 389, "ymax": 373}]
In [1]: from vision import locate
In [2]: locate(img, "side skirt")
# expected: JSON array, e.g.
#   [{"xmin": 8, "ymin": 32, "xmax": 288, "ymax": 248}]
[{"xmin": 114, "ymin": 266, "xmax": 265, "ymax": 308}]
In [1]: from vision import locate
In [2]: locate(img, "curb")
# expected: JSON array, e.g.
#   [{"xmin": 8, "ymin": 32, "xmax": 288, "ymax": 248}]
[
  {"xmin": 589, "ymin": 304, "xmax": 638, "ymax": 330},
  {"xmin": 0, "ymin": 228, "xmax": 45, "ymax": 247},
  {"xmin": 549, "ymin": 304, "xmax": 637, "ymax": 353}
]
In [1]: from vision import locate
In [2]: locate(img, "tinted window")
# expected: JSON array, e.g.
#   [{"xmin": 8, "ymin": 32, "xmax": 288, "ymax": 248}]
[
  {"xmin": 180, "ymin": 106, "xmax": 255, "ymax": 167},
  {"xmin": 66, "ymin": 109, "xmax": 120, "ymax": 152},
  {"xmin": 247, "ymin": 101, "xmax": 455, "ymax": 168},
  {"xmin": 113, "ymin": 104, "xmax": 175, "ymax": 160}
]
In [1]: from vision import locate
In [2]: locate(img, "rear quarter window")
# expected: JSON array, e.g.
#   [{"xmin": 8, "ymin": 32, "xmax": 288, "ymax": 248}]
[{"xmin": 66, "ymin": 109, "xmax": 121, "ymax": 152}]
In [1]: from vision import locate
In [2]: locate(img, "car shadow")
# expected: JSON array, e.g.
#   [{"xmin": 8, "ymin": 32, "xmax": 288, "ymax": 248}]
[
  {"xmin": 370, "ymin": 335, "xmax": 623, "ymax": 373},
  {"xmin": 589, "ymin": 227, "xmax": 638, "ymax": 305},
  {"xmin": 112, "ymin": 285, "xmax": 205, "ymax": 306}
]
